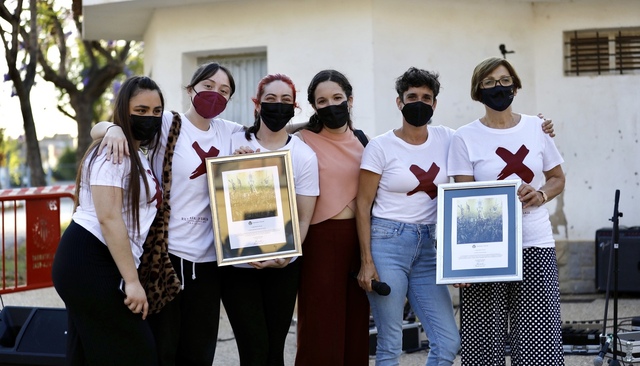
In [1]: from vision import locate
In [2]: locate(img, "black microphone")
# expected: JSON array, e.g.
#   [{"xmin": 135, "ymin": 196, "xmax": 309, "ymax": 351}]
[
  {"xmin": 371, "ymin": 279, "xmax": 391, "ymax": 296},
  {"xmin": 349, "ymin": 272, "xmax": 391, "ymax": 296},
  {"xmin": 593, "ymin": 334, "xmax": 611, "ymax": 366}
]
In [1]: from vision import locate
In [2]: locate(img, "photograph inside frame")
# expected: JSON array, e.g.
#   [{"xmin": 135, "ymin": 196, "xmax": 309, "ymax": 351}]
[
  {"xmin": 205, "ymin": 150, "xmax": 301, "ymax": 266},
  {"xmin": 436, "ymin": 179, "xmax": 522, "ymax": 284}
]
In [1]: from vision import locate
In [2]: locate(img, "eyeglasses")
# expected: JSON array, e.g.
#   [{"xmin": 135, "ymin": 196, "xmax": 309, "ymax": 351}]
[{"xmin": 479, "ymin": 76, "xmax": 514, "ymax": 89}]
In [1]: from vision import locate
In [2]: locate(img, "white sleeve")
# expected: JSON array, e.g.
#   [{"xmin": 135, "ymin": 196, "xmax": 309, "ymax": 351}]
[
  {"xmin": 91, "ymin": 153, "xmax": 130, "ymax": 188},
  {"xmin": 447, "ymin": 132, "xmax": 474, "ymax": 177},
  {"xmin": 294, "ymin": 152, "xmax": 319, "ymax": 197},
  {"xmin": 360, "ymin": 138, "xmax": 385, "ymax": 175},
  {"xmin": 542, "ymin": 133, "xmax": 564, "ymax": 172}
]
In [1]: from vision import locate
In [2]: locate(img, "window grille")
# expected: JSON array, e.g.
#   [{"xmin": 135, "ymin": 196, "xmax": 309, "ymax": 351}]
[
  {"xmin": 564, "ymin": 28, "xmax": 640, "ymax": 76},
  {"xmin": 198, "ymin": 53, "xmax": 268, "ymax": 125}
]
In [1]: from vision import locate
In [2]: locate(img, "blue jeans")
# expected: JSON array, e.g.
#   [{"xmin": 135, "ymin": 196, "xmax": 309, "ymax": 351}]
[{"xmin": 368, "ymin": 217, "xmax": 460, "ymax": 366}]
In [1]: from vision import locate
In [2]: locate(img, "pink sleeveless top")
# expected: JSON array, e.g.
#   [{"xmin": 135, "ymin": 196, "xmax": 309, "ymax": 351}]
[{"xmin": 299, "ymin": 129, "xmax": 365, "ymax": 224}]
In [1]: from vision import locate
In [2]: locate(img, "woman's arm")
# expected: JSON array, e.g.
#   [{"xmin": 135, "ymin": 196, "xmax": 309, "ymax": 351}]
[
  {"xmin": 356, "ymin": 169, "xmax": 382, "ymax": 293},
  {"xmin": 249, "ymin": 195, "xmax": 317, "ymax": 270},
  {"xmin": 453, "ymin": 175, "xmax": 475, "ymax": 183},
  {"xmin": 92, "ymin": 185, "xmax": 149, "ymax": 319},
  {"xmin": 286, "ymin": 122, "xmax": 308, "ymax": 134},
  {"xmin": 520, "ymin": 164, "xmax": 565, "ymax": 209},
  {"xmin": 90, "ymin": 122, "xmax": 129, "ymax": 163},
  {"xmin": 295, "ymin": 194, "xmax": 317, "ymax": 244}
]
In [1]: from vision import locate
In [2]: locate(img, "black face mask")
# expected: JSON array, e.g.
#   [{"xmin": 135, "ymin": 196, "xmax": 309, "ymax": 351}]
[
  {"xmin": 480, "ymin": 85, "xmax": 514, "ymax": 112},
  {"xmin": 260, "ymin": 102, "xmax": 295, "ymax": 132},
  {"xmin": 316, "ymin": 101, "xmax": 350, "ymax": 129},
  {"xmin": 401, "ymin": 101, "xmax": 433, "ymax": 127},
  {"xmin": 131, "ymin": 115, "xmax": 162, "ymax": 143}
]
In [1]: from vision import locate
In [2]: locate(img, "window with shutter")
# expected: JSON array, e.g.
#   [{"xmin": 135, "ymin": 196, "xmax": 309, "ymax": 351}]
[{"xmin": 564, "ymin": 28, "xmax": 640, "ymax": 76}]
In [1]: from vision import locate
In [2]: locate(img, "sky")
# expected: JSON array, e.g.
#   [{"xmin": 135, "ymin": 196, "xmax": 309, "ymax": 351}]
[{"xmin": 0, "ymin": 19, "xmax": 77, "ymax": 141}]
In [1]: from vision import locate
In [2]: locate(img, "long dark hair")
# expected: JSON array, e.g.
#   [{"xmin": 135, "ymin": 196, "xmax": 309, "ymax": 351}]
[
  {"xmin": 303, "ymin": 69, "xmax": 353, "ymax": 133},
  {"xmin": 74, "ymin": 76, "xmax": 164, "ymax": 235},
  {"xmin": 245, "ymin": 73, "xmax": 297, "ymax": 140}
]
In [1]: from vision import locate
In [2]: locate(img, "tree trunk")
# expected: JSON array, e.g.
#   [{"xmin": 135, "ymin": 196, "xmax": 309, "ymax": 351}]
[
  {"xmin": 18, "ymin": 94, "xmax": 46, "ymax": 187},
  {"xmin": 73, "ymin": 97, "xmax": 96, "ymax": 164}
]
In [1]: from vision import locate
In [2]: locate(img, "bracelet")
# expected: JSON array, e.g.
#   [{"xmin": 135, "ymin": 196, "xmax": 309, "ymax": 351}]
[
  {"xmin": 537, "ymin": 190, "xmax": 548, "ymax": 205},
  {"xmin": 106, "ymin": 124, "xmax": 121, "ymax": 133}
]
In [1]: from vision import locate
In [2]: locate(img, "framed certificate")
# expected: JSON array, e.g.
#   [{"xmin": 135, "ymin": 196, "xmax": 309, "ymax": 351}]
[
  {"xmin": 205, "ymin": 150, "xmax": 301, "ymax": 266},
  {"xmin": 436, "ymin": 179, "xmax": 522, "ymax": 284}
]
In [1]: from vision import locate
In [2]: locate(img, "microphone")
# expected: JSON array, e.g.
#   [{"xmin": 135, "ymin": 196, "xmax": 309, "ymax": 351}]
[
  {"xmin": 349, "ymin": 272, "xmax": 391, "ymax": 296},
  {"xmin": 593, "ymin": 334, "xmax": 612, "ymax": 366},
  {"xmin": 371, "ymin": 279, "xmax": 391, "ymax": 296}
]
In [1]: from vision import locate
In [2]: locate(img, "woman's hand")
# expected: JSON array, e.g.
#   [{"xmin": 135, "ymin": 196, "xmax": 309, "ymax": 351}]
[
  {"xmin": 452, "ymin": 283, "xmax": 471, "ymax": 288},
  {"xmin": 357, "ymin": 262, "xmax": 379, "ymax": 293},
  {"xmin": 98, "ymin": 125, "xmax": 129, "ymax": 164},
  {"xmin": 233, "ymin": 146, "xmax": 259, "ymax": 155},
  {"xmin": 538, "ymin": 113, "xmax": 556, "ymax": 138},
  {"xmin": 123, "ymin": 280, "xmax": 149, "ymax": 320},
  {"xmin": 249, "ymin": 257, "xmax": 291, "ymax": 269},
  {"xmin": 518, "ymin": 183, "xmax": 545, "ymax": 209}
]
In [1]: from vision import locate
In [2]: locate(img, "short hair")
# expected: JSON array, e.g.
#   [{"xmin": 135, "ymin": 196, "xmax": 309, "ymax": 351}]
[
  {"xmin": 395, "ymin": 67, "xmax": 440, "ymax": 101},
  {"xmin": 470, "ymin": 57, "xmax": 522, "ymax": 102}
]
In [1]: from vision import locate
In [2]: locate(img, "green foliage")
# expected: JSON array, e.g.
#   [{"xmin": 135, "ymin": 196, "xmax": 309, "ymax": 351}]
[
  {"xmin": 0, "ymin": 130, "xmax": 25, "ymax": 187},
  {"xmin": 37, "ymin": 0, "xmax": 144, "ymax": 123},
  {"xmin": 34, "ymin": 0, "xmax": 145, "ymax": 160},
  {"xmin": 0, "ymin": 128, "xmax": 5, "ymax": 167},
  {"xmin": 0, "ymin": 241, "xmax": 27, "ymax": 286},
  {"xmin": 52, "ymin": 146, "xmax": 76, "ymax": 181}
]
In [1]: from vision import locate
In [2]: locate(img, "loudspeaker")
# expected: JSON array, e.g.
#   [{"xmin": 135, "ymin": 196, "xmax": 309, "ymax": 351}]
[
  {"xmin": 595, "ymin": 227, "xmax": 640, "ymax": 293},
  {"xmin": 0, "ymin": 306, "xmax": 66, "ymax": 365},
  {"xmin": 369, "ymin": 322, "xmax": 422, "ymax": 355}
]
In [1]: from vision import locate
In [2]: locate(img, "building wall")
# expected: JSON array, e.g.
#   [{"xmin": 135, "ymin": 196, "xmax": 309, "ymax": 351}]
[{"xmin": 137, "ymin": 0, "xmax": 639, "ymax": 293}]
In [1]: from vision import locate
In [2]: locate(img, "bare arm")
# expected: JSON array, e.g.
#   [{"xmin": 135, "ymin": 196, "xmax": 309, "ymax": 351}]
[
  {"xmin": 92, "ymin": 185, "xmax": 149, "ymax": 319},
  {"xmin": 286, "ymin": 122, "xmax": 308, "ymax": 134},
  {"xmin": 90, "ymin": 122, "xmax": 129, "ymax": 163},
  {"xmin": 453, "ymin": 175, "xmax": 475, "ymax": 183},
  {"xmin": 356, "ymin": 169, "xmax": 382, "ymax": 292},
  {"xmin": 296, "ymin": 194, "xmax": 317, "ymax": 244},
  {"xmin": 249, "ymin": 193, "xmax": 317, "ymax": 270},
  {"xmin": 519, "ymin": 165, "xmax": 565, "ymax": 209}
]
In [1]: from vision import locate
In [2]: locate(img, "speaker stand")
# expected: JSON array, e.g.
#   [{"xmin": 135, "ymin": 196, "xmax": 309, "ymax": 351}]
[{"xmin": 597, "ymin": 190, "xmax": 623, "ymax": 366}]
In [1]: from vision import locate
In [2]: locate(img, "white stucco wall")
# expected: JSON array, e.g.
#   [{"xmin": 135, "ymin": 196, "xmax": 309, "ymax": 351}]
[
  {"xmin": 133, "ymin": 0, "xmax": 640, "ymax": 241},
  {"xmin": 142, "ymin": 0, "xmax": 377, "ymax": 129}
]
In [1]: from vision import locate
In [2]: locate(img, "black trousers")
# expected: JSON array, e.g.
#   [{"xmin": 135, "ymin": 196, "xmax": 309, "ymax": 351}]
[
  {"xmin": 51, "ymin": 221, "xmax": 157, "ymax": 366},
  {"xmin": 220, "ymin": 260, "xmax": 300, "ymax": 366},
  {"xmin": 147, "ymin": 253, "xmax": 221, "ymax": 366}
]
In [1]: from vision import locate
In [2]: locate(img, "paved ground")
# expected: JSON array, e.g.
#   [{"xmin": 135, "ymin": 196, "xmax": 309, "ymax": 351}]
[{"xmin": 1, "ymin": 288, "xmax": 638, "ymax": 365}]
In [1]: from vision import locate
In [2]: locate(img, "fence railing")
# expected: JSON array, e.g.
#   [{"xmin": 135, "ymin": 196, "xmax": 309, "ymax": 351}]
[{"xmin": 0, "ymin": 185, "xmax": 75, "ymax": 294}]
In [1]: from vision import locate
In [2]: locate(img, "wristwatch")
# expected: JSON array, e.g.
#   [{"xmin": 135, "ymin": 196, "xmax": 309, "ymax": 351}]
[{"xmin": 537, "ymin": 190, "xmax": 548, "ymax": 204}]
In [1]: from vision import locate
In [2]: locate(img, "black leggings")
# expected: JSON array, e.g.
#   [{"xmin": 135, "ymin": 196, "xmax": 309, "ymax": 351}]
[
  {"xmin": 51, "ymin": 221, "xmax": 157, "ymax": 366},
  {"xmin": 146, "ymin": 253, "xmax": 221, "ymax": 366},
  {"xmin": 220, "ymin": 260, "xmax": 300, "ymax": 366}
]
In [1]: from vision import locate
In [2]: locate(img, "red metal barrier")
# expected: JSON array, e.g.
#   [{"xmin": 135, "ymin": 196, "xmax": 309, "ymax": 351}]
[{"xmin": 0, "ymin": 185, "xmax": 75, "ymax": 294}]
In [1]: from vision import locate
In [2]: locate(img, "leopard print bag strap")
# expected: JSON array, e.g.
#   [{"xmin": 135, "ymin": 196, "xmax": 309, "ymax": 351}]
[{"xmin": 138, "ymin": 111, "xmax": 183, "ymax": 314}]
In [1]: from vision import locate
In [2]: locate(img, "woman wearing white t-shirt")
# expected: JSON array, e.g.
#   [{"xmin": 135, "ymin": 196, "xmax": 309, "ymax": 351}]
[
  {"xmin": 91, "ymin": 62, "xmax": 245, "ymax": 366},
  {"xmin": 357, "ymin": 67, "xmax": 460, "ymax": 366},
  {"xmin": 52, "ymin": 76, "xmax": 163, "ymax": 365},
  {"xmin": 447, "ymin": 57, "xmax": 566, "ymax": 366},
  {"xmin": 221, "ymin": 73, "xmax": 318, "ymax": 366}
]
